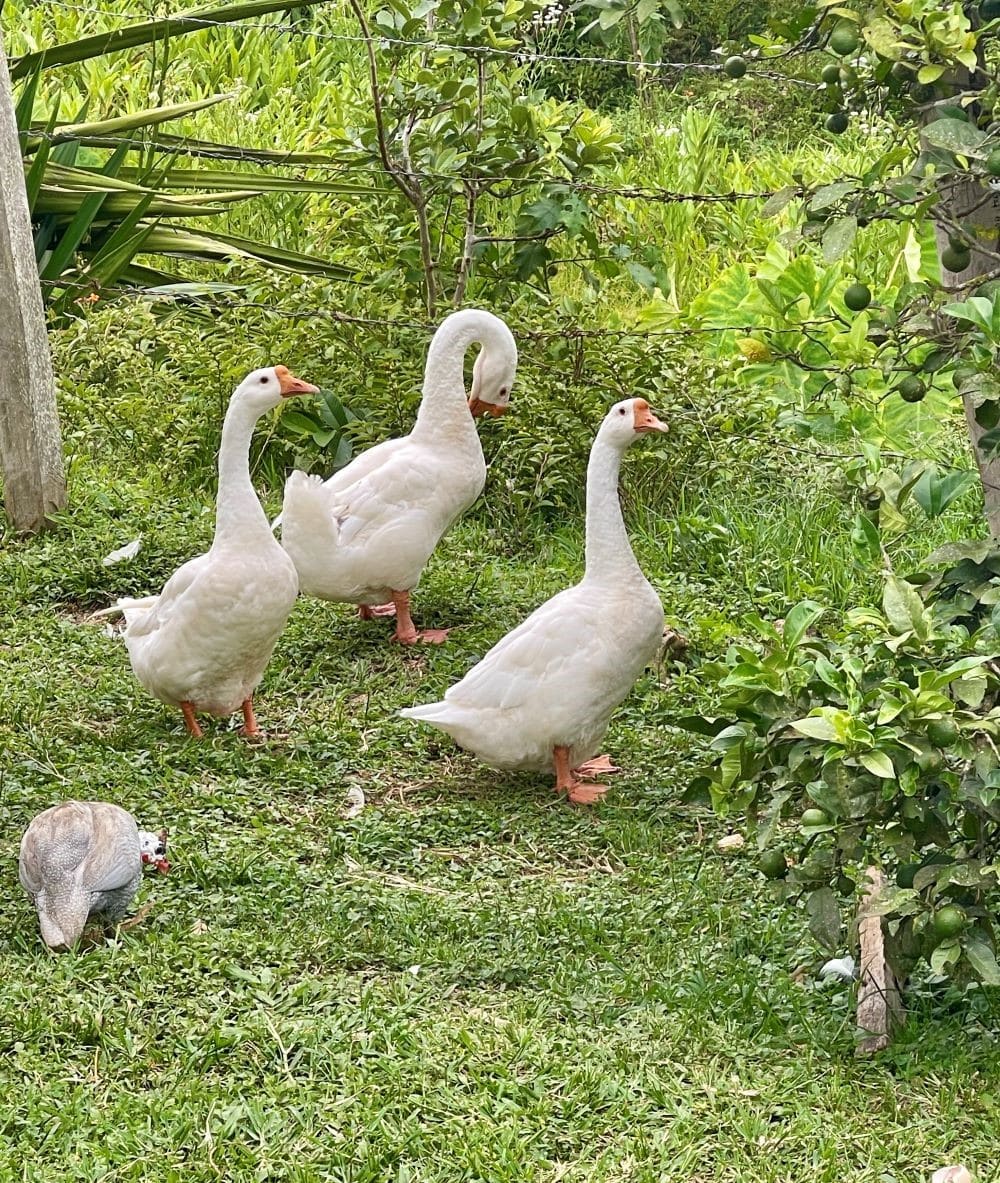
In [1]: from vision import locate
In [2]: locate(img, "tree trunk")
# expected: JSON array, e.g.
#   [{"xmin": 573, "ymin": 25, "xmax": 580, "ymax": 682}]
[
  {"xmin": 855, "ymin": 866, "xmax": 905, "ymax": 1054},
  {"xmin": 930, "ymin": 168, "xmax": 1000, "ymax": 537},
  {"xmin": 0, "ymin": 35, "xmax": 65, "ymax": 533}
]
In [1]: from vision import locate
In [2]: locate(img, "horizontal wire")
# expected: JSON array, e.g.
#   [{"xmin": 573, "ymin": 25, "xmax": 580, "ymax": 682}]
[
  {"xmin": 22, "ymin": 0, "xmax": 814, "ymax": 86},
  {"xmin": 37, "ymin": 276, "xmax": 841, "ymax": 339},
  {"xmin": 26, "ymin": 126, "xmax": 784, "ymax": 201}
]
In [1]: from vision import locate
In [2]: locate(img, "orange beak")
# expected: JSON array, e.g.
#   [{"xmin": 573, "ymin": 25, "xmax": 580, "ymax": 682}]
[
  {"xmin": 468, "ymin": 395, "xmax": 508, "ymax": 419},
  {"xmin": 275, "ymin": 365, "xmax": 320, "ymax": 398},
  {"xmin": 632, "ymin": 398, "xmax": 667, "ymax": 434}
]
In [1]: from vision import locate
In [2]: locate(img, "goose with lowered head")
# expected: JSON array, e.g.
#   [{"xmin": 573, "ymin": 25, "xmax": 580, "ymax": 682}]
[
  {"xmin": 98, "ymin": 365, "xmax": 317, "ymax": 737},
  {"xmin": 278, "ymin": 308, "xmax": 516, "ymax": 644},
  {"xmin": 401, "ymin": 397, "xmax": 667, "ymax": 803}
]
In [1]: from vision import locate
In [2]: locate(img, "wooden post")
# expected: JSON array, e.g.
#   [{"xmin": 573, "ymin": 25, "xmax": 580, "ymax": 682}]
[{"xmin": 0, "ymin": 33, "xmax": 65, "ymax": 533}]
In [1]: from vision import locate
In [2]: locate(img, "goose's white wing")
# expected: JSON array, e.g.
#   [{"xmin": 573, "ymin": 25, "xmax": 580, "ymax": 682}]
[{"xmin": 121, "ymin": 552, "xmax": 211, "ymax": 639}]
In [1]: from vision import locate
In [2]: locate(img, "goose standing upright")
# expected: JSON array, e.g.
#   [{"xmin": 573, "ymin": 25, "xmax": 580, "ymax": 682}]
[
  {"xmin": 401, "ymin": 397, "xmax": 666, "ymax": 803},
  {"xmin": 278, "ymin": 309, "xmax": 517, "ymax": 644},
  {"xmin": 101, "ymin": 365, "xmax": 318, "ymax": 737},
  {"xmin": 19, "ymin": 801, "xmax": 169, "ymax": 951}
]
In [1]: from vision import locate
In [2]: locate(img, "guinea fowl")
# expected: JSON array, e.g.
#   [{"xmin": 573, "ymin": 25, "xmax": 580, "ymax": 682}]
[
  {"xmin": 401, "ymin": 397, "xmax": 667, "ymax": 803},
  {"xmin": 19, "ymin": 801, "xmax": 169, "ymax": 951}
]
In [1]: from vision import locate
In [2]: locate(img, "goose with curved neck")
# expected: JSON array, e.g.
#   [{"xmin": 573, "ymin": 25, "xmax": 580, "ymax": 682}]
[
  {"xmin": 279, "ymin": 308, "xmax": 517, "ymax": 644},
  {"xmin": 99, "ymin": 365, "xmax": 317, "ymax": 738},
  {"xmin": 401, "ymin": 397, "xmax": 668, "ymax": 804}
]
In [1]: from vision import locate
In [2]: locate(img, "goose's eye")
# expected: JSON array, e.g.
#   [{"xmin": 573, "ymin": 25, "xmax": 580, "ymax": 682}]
[
  {"xmin": 618, "ymin": 407, "xmax": 626, "ymax": 415},
  {"xmin": 259, "ymin": 375, "xmax": 268, "ymax": 384}
]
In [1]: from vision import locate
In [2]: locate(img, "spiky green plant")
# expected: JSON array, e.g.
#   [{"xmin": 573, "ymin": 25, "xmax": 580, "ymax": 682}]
[{"xmin": 10, "ymin": 0, "xmax": 373, "ymax": 312}]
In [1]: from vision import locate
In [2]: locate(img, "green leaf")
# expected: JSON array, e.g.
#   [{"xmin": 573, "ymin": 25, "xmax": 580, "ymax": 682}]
[
  {"xmin": 930, "ymin": 938, "xmax": 962, "ymax": 974},
  {"xmin": 882, "ymin": 574, "xmax": 928, "ymax": 640},
  {"xmin": 636, "ymin": 0, "xmax": 659, "ymax": 23},
  {"xmin": 917, "ymin": 64, "xmax": 945, "ymax": 84},
  {"xmin": 922, "ymin": 118, "xmax": 988, "ymax": 157},
  {"xmin": 859, "ymin": 751, "xmax": 895, "ymax": 779},
  {"xmin": 790, "ymin": 715, "xmax": 841, "ymax": 742},
  {"xmin": 807, "ymin": 887, "xmax": 842, "ymax": 952},
  {"xmin": 28, "ymin": 95, "xmax": 231, "ymax": 148},
  {"xmin": 760, "ymin": 185, "xmax": 798, "ymax": 219},
  {"xmin": 965, "ymin": 936, "xmax": 1000, "ymax": 986},
  {"xmin": 822, "ymin": 215, "xmax": 858, "ymax": 264},
  {"xmin": 10, "ymin": 0, "xmax": 333, "ymax": 79},
  {"xmin": 782, "ymin": 600, "xmax": 824, "ymax": 649}
]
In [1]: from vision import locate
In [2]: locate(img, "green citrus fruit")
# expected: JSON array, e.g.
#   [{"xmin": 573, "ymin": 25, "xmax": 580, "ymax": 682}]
[
  {"xmin": 987, "ymin": 148, "xmax": 1000, "ymax": 177},
  {"xmin": 724, "ymin": 55, "xmax": 747, "ymax": 79},
  {"xmin": 844, "ymin": 282, "xmax": 872, "ymax": 311},
  {"xmin": 941, "ymin": 244, "xmax": 971, "ymax": 272},
  {"xmin": 821, "ymin": 62, "xmax": 841, "ymax": 85},
  {"xmin": 758, "ymin": 849, "xmax": 788, "ymax": 879},
  {"xmin": 829, "ymin": 23, "xmax": 859, "ymax": 56},
  {"xmin": 910, "ymin": 83, "xmax": 936, "ymax": 104},
  {"xmin": 982, "ymin": 0, "xmax": 1000, "ymax": 21},
  {"xmin": 953, "ymin": 366, "xmax": 978, "ymax": 388},
  {"xmin": 898, "ymin": 375, "xmax": 927, "ymax": 402},
  {"xmin": 927, "ymin": 718, "xmax": 959, "ymax": 747},
  {"xmin": 932, "ymin": 905, "xmax": 967, "ymax": 939},
  {"xmin": 801, "ymin": 808, "xmax": 830, "ymax": 828},
  {"xmin": 896, "ymin": 863, "xmax": 918, "ymax": 888},
  {"xmin": 826, "ymin": 111, "xmax": 849, "ymax": 134},
  {"xmin": 921, "ymin": 348, "xmax": 950, "ymax": 373},
  {"xmin": 890, "ymin": 61, "xmax": 912, "ymax": 81}
]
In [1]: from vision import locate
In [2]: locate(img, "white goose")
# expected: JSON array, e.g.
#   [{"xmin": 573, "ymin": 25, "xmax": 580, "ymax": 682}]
[
  {"xmin": 401, "ymin": 397, "xmax": 667, "ymax": 804},
  {"xmin": 19, "ymin": 801, "xmax": 169, "ymax": 951},
  {"xmin": 101, "ymin": 365, "xmax": 317, "ymax": 737},
  {"xmin": 278, "ymin": 308, "xmax": 517, "ymax": 644}
]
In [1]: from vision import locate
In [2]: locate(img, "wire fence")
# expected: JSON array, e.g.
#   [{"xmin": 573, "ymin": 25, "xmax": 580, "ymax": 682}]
[{"xmin": 26, "ymin": 0, "xmax": 815, "ymax": 87}]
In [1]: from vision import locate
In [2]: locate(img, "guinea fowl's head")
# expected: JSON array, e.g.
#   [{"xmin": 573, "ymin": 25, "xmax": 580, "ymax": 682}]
[
  {"xmin": 139, "ymin": 827, "xmax": 170, "ymax": 874},
  {"xmin": 233, "ymin": 366, "xmax": 319, "ymax": 414}
]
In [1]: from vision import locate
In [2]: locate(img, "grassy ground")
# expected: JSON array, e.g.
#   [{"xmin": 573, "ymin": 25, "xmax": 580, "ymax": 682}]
[{"xmin": 1, "ymin": 449, "xmax": 996, "ymax": 1181}]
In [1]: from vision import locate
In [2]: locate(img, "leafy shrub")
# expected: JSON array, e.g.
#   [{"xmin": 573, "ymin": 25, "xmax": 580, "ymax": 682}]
[{"xmin": 676, "ymin": 562, "xmax": 1000, "ymax": 988}]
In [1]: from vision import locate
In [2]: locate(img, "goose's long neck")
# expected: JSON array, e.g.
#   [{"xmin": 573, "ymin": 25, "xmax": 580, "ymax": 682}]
[
  {"xmin": 214, "ymin": 398, "xmax": 270, "ymax": 544},
  {"xmin": 411, "ymin": 310, "xmax": 505, "ymax": 445},
  {"xmin": 583, "ymin": 435, "xmax": 643, "ymax": 585}
]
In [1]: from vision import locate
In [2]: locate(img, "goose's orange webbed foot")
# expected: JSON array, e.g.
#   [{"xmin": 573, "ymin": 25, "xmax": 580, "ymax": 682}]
[
  {"xmin": 574, "ymin": 754, "xmax": 621, "ymax": 779},
  {"xmin": 180, "ymin": 701, "xmax": 203, "ymax": 738},
  {"xmin": 358, "ymin": 602, "xmax": 397, "ymax": 620},
  {"xmin": 566, "ymin": 781, "xmax": 609, "ymax": 805},
  {"xmin": 239, "ymin": 697, "xmax": 262, "ymax": 740},
  {"xmin": 389, "ymin": 591, "xmax": 451, "ymax": 645},
  {"xmin": 553, "ymin": 745, "xmax": 608, "ymax": 806}
]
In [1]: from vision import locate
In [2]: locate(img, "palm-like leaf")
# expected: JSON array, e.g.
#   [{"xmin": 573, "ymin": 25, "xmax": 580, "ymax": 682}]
[{"xmin": 12, "ymin": 1, "xmax": 369, "ymax": 308}]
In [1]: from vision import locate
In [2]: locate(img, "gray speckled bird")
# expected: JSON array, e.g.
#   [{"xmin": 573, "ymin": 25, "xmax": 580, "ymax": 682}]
[{"xmin": 19, "ymin": 801, "xmax": 169, "ymax": 951}]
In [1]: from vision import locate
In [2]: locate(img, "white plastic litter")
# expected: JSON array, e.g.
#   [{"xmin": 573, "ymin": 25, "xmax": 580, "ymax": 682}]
[
  {"xmin": 342, "ymin": 786, "xmax": 366, "ymax": 819},
  {"xmin": 101, "ymin": 538, "xmax": 142, "ymax": 567},
  {"xmin": 716, "ymin": 833, "xmax": 745, "ymax": 851},
  {"xmin": 819, "ymin": 955, "xmax": 857, "ymax": 981},
  {"xmin": 931, "ymin": 1168, "xmax": 973, "ymax": 1183}
]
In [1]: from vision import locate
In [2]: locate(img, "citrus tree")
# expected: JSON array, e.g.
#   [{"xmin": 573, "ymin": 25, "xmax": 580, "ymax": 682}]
[{"xmin": 675, "ymin": 1, "xmax": 1000, "ymax": 1046}]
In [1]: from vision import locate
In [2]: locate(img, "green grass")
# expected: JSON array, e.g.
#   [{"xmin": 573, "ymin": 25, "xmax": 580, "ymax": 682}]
[
  {"xmin": 1, "ymin": 455, "xmax": 996, "ymax": 1180},
  {"xmin": 2, "ymin": 4, "xmax": 998, "ymax": 1177}
]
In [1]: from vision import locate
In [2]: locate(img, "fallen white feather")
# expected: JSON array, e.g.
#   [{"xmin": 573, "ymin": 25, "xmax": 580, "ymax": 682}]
[
  {"xmin": 819, "ymin": 955, "xmax": 857, "ymax": 981},
  {"xmin": 102, "ymin": 537, "xmax": 142, "ymax": 566},
  {"xmin": 342, "ymin": 786, "xmax": 365, "ymax": 819},
  {"xmin": 932, "ymin": 1168, "xmax": 973, "ymax": 1183}
]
